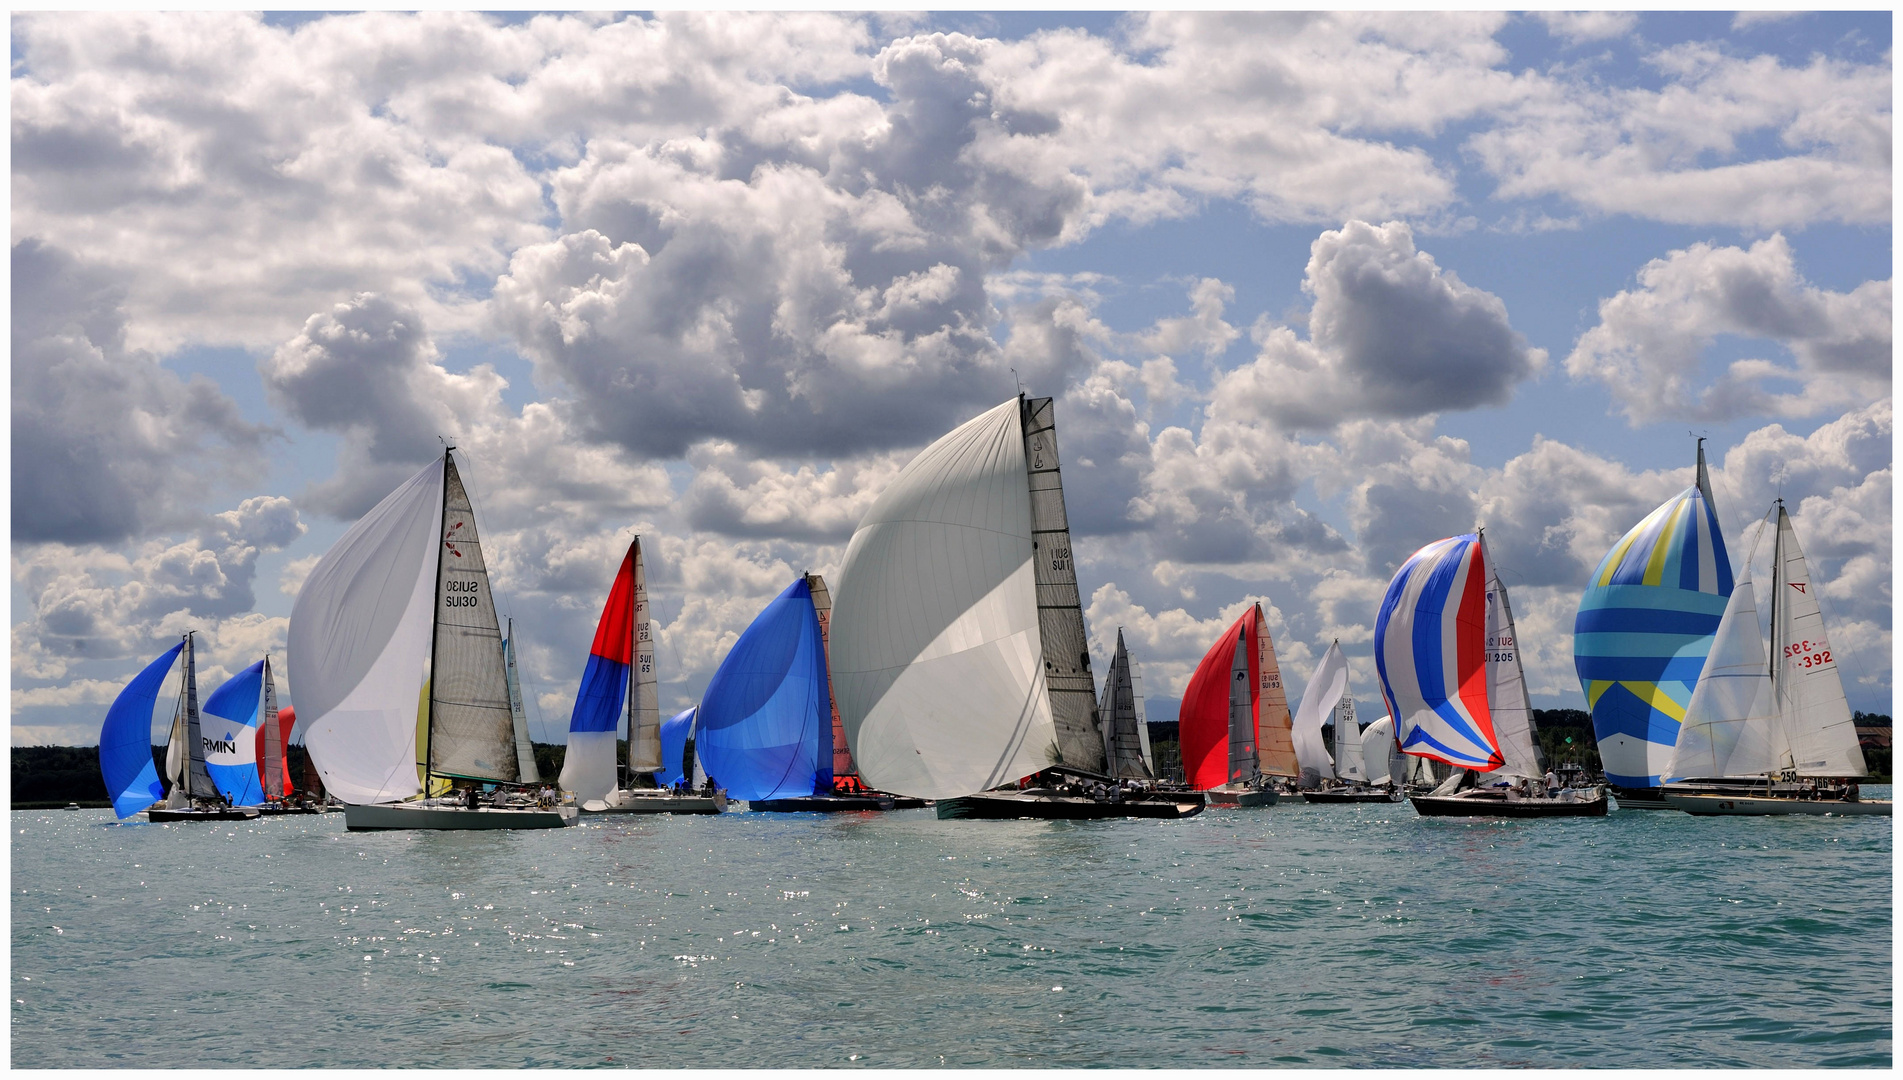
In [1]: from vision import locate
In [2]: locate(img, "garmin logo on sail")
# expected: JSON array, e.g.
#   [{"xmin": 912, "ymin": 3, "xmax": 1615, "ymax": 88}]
[
  {"xmin": 445, "ymin": 579, "xmax": 483, "ymax": 608},
  {"xmin": 204, "ymin": 729, "xmax": 257, "ymax": 767}
]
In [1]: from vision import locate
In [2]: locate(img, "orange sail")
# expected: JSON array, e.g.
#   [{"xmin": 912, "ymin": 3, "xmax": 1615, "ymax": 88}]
[{"xmin": 1178, "ymin": 603, "xmax": 1297, "ymax": 789}]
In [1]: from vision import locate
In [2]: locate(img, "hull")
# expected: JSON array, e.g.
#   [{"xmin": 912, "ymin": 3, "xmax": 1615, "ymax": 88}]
[
  {"xmin": 343, "ymin": 803, "xmax": 579, "ymax": 831},
  {"xmin": 1201, "ymin": 784, "xmax": 1277, "ymax": 807},
  {"xmin": 936, "ymin": 791, "xmax": 1205, "ymax": 820},
  {"xmin": 254, "ymin": 802, "xmax": 326, "ymax": 816},
  {"xmin": 886, "ymin": 796, "xmax": 931, "ymax": 809},
  {"xmin": 749, "ymin": 794, "xmax": 895, "ymax": 813},
  {"xmin": 1662, "ymin": 792, "xmax": 1892, "ymax": 817},
  {"xmin": 146, "ymin": 805, "xmax": 262, "ymax": 822},
  {"xmin": 1302, "ymin": 787, "xmax": 1405, "ymax": 804},
  {"xmin": 581, "ymin": 789, "xmax": 727, "ymax": 815},
  {"xmin": 1410, "ymin": 789, "xmax": 1609, "ymax": 818},
  {"xmin": 1606, "ymin": 784, "xmax": 1673, "ymax": 811}
]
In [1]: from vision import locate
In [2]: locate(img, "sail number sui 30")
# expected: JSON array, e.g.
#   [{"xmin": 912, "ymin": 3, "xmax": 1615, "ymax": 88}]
[{"xmin": 444, "ymin": 579, "xmax": 482, "ymax": 608}]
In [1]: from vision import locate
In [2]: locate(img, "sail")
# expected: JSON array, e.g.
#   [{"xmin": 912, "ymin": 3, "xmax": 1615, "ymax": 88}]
[
  {"xmin": 805, "ymin": 572, "xmax": 847, "ymax": 790},
  {"xmin": 1480, "ymin": 537, "xmax": 1543, "ymax": 780},
  {"xmin": 656, "ymin": 706, "xmax": 698, "ymax": 788},
  {"xmin": 628, "ymin": 538, "xmax": 662, "ymax": 771},
  {"xmin": 1021, "ymin": 396, "xmax": 1107, "ymax": 772},
  {"xmin": 1373, "ymin": 534, "xmax": 1505, "ymax": 771},
  {"xmin": 1254, "ymin": 608, "xmax": 1298, "ymax": 777},
  {"xmin": 1666, "ymin": 565, "xmax": 1778, "ymax": 779},
  {"xmin": 1180, "ymin": 605, "xmax": 1289, "ymax": 789},
  {"xmin": 98, "ymin": 641, "xmax": 182, "ymax": 818},
  {"xmin": 292, "ymin": 456, "xmax": 443, "ymax": 805},
  {"xmin": 203, "ymin": 659, "xmax": 267, "ymax": 806},
  {"xmin": 177, "ymin": 635, "xmax": 219, "ymax": 801},
  {"xmin": 1129, "ymin": 651, "xmax": 1156, "ymax": 774},
  {"xmin": 831, "ymin": 398, "xmax": 1057, "ymax": 799},
  {"xmin": 1360, "ymin": 714, "xmax": 1403, "ymax": 786},
  {"xmin": 1574, "ymin": 478, "xmax": 1732, "ymax": 789},
  {"xmin": 1771, "ymin": 506, "xmax": 1866, "ymax": 777},
  {"xmin": 1291, "ymin": 640, "xmax": 1348, "ymax": 784},
  {"xmin": 562, "ymin": 540, "xmax": 638, "ymax": 802},
  {"xmin": 697, "ymin": 578, "xmax": 830, "ymax": 801},
  {"xmin": 1100, "ymin": 629, "xmax": 1154, "ymax": 779},
  {"xmin": 257, "ymin": 703, "xmax": 294, "ymax": 800},
  {"xmin": 502, "ymin": 624, "xmax": 540, "ymax": 784},
  {"xmin": 426, "ymin": 453, "xmax": 517, "ymax": 784},
  {"xmin": 1334, "ymin": 694, "xmax": 1366, "ymax": 782}
]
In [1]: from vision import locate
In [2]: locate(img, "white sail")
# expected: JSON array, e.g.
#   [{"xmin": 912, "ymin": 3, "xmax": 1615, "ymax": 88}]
[
  {"xmin": 503, "ymin": 622, "xmax": 540, "ymax": 784},
  {"xmin": 292, "ymin": 456, "xmax": 443, "ymax": 805},
  {"xmin": 1254, "ymin": 608, "xmax": 1299, "ymax": 777},
  {"xmin": 628, "ymin": 539, "xmax": 662, "ymax": 772},
  {"xmin": 1480, "ymin": 537, "xmax": 1543, "ymax": 781},
  {"xmin": 1226, "ymin": 627, "xmax": 1257, "ymax": 784},
  {"xmin": 1771, "ymin": 507, "xmax": 1866, "ymax": 777},
  {"xmin": 1022, "ymin": 396, "xmax": 1106, "ymax": 771},
  {"xmin": 1361, "ymin": 714, "xmax": 1403, "ymax": 786},
  {"xmin": 1333, "ymin": 693, "xmax": 1366, "ymax": 782},
  {"xmin": 1666, "ymin": 565, "xmax": 1778, "ymax": 779},
  {"xmin": 832, "ymin": 398, "xmax": 1058, "ymax": 799},
  {"xmin": 427, "ymin": 454, "xmax": 518, "ymax": 784},
  {"xmin": 1290, "ymin": 640, "xmax": 1347, "ymax": 784}
]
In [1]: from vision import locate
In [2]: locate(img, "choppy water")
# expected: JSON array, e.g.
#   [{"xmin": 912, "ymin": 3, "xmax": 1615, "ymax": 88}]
[{"xmin": 12, "ymin": 793, "xmax": 1892, "ymax": 1068}]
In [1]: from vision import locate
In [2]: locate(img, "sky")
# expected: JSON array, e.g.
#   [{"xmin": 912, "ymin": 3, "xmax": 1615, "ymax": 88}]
[{"xmin": 10, "ymin": 10, "xmax": 1893, "ymax": 748}]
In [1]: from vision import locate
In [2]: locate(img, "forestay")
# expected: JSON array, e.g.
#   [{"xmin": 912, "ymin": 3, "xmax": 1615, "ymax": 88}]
[
  {"xmin": 1373, "ymin": 534, "xmax": 1505, "ymax": 772},
  {"xmin": 698, "ymin": 578, "xmax": 829, "ymax": 801},
  {"xmin": 293, "ymin": 456, "xmax": 442, "ymax": 805},
  {"xmin": 831, "ymin": 398, "xmax": 1058, "ymax": 800}
]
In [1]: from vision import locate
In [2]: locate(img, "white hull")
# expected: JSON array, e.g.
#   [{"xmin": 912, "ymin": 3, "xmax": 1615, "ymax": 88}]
[
  {"xmin": 343, "ymin": 802, "xmax": 578, "ymax": 831},
  {"xmin": 580, "ymin": 788, "xmax": 728, "ymax": 814},
  {"xmin": 1662, "ymin": 792, "xmax": 1891, "ymax": 817}
]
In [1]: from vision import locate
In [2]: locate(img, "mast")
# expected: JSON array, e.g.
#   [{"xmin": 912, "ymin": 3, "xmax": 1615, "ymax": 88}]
[{"xmin": 1020, "ymin": 395, "xmax": 1106, "ymax": 771}]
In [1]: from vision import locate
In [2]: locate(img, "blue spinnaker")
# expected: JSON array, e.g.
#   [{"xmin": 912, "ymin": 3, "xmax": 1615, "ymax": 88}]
[
  {"xmin": 656, "ymin": 706, "xmax": 697, "ymax": 788},
  {"xmin": 696, "ymin": 578, "xmax": 828, "ymax": 800},
  {"xmin": 203, "ymin": 660, "xmax": 267, "ymax": 806},
  {"xmin": 99, "ymin": 642, "xmax": 183, "ymax": 819}
]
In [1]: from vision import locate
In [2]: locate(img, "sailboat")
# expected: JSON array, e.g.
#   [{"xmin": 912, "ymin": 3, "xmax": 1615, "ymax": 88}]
[
  {"xmin": 558, "ymin": 537, "xmax": 717, "ymax": 813},
  {"xmin": 201, "ymin": 655, "xmax": 310, "ymax": 815},
  {"xmin": 1302, "ymin": 678, "xmax": 1402, "ymax": 803},
  {"xmin": 1574, "ymin": 440, "xmax": 1733, "ymax": 809},
  {"xmin": 291, "ymin": 449, "xmax": 576, "ymax": 830},
  {"xmin": 98, "ymin": 633, "xmax": 258, "ymax": 821},
  {"xmin": 1289, "ymin": 638, "xmax": 1347, "ymax": 790},
  {"xmin": 1660, "ymin": 504, "xmax": 1889, "ymax": 816},
  {"xmin": 829, "ymin": 395, "xmax": 1202, "ymax": 821},
  {"xmin": 1352, "ymin": 713, "xmax": 1409, "ymax": 801},
  {"xmin": 1177, "ymin": 603, "xmax": 1298, "ymax": 806},
  {"xmin": 1376, "ymin": 532, "xmax": 1607, "ymax": 818},
  {"xmin": 1099, "ymin": 628, "xmax": 1158, "ymax": 780},
  {"xmin": 645, "ymin": 705, "xmax": 727, "ymax": 812}
]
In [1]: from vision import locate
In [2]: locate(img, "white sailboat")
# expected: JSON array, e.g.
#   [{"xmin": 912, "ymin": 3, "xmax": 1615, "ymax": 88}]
[
  {"xmin": 830, "ymin": 395, "xmax": 1200, "ymax": 820},
  {"xmin": 1297, "ymin": 650, "xmax": 1402, "ymax": 803},
  {"xmin": 291, "ymin": 449, "xmax": 576, "ymax": 830},
  {"xmin": 146, "ymin": 633, "xmax": 260, "ymax": 822},
  {"xmin": 1661, "ymin": 503, "xmax": 1888, "ymax": 816}
]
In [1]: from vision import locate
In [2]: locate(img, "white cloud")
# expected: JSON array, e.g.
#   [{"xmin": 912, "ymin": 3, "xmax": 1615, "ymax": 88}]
[
  {"xmin": 1566, "ymin": 234, "xmax": 1890, "ymax": 424},
  {"xmin": 1534, "ymin": 11, "xmax": 1638, "ymax": 46}
]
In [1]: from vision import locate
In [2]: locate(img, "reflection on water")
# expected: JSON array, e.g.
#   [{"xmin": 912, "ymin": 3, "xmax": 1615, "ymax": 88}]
[{"xmin": 12, "ymin": 794, "xmax": 1891, "ymax": 1068}]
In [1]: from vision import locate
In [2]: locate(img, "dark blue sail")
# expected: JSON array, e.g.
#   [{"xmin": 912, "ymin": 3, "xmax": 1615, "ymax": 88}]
[
  {"xmin": 656, "ymin": 706, "xmax": 697, "ymax": 788},
  {"xmin": 99, "ymin": 642, "xmax": 183, "ymax": 819},
  {"xmin": 696, "ymin": 578, "xmax": 829, "ymax": 801}
]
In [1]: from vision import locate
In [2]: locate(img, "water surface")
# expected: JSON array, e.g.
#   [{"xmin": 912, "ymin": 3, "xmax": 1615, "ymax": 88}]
[{"xmin": 12, "ymin": 794, "xmax": 1891, "ymax": 1068}]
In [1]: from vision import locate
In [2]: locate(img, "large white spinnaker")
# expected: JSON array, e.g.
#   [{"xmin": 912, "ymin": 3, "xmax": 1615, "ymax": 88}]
[
  {"xmin": 291, "ymin": 457, "xmax": 443, "ymax": 805},
  {"xmin": 1290, "ymin": 640, "xmax": 1348, "ymax": 785},
  {"xmin": 1360, "ymin": 715, "xmax": 1404, "ymax": 787},
  {"xmin": 831, "ymin": 398, "xmax": 1058, "ymax": 799}
]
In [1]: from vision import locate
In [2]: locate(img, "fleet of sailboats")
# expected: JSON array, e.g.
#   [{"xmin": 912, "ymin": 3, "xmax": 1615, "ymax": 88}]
[{"xmin": 90, "ymin": 426, "xmax": 1884, "ymax": 827}]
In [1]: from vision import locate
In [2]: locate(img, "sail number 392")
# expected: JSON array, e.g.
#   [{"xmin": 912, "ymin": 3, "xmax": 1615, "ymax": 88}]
[{"xmin": 1785, "ymin": 638, "xmax": 1832, "ymax": 668}]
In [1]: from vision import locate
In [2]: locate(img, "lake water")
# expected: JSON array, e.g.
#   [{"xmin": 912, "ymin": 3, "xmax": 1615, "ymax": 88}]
[{"xmin": 12, "ymin": 794, "xmax": 1891, "ymax": 1068}]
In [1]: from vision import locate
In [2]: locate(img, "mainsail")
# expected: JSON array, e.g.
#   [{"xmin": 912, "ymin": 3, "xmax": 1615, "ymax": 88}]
[
  {"xmin": 1333, "ymin": 694, "xmax": 1366, "ymax": 782},
  {"xmin": 831, "ymin": 397, "xmax": 1059, "ymax": 799},
  {"xmin": 1022, "ymin": 396, "xmax": 1107, "ymax": 771},
  {"xmin": 166, "ymin": 634, "xmax": 220, "ymax": 805},
  {"xmin": 257, "ymin": 700, "xmax": 294, "ymax": 801},
  {"xmin": 503, "ymin": 622, "xmax": 540, "ymax": 785},
  {"xmin": 1099, "ymin": 629, "xmax": 1154, "ymax": 779},
  {"xmin": 562, "ymin": 539, "xmax": 640, "ymax": 802},
  {"xmin": 1769, "ymin": 505, "xmax": 1865, "ymax": 777},
  {"xmin": 293, "ymin": 457, "xmax": 443, "ymax": 805},
  {"xmin": 1290, "ymin": 640, "xmax": 1348, "ymax": 785},
  {"xmin": 1480, "ymin": 535, "xmax": 1543, "ymax": 781},
  {"xmin": 203, "ymin": 658, "xmax": 269, "ymax": 806},
  {"xmin": 804, "ymin": 572, "xmax": 852, "ymax": 790},
  {"xmin": 1574, "ymin": 444, "xmax": 1732, "ymax": 790},
  {"xmin": 98, "ymin": 640, "xmax": 184, "ymax": 819},
  {"xmin": 1373, "ymin": 534, "xmax": 1505, "ymax": 771},
  {"xmin": 628, "ymin": 539, "xmax": 661, "ymax": 771},
  {"xmin": 426, "ymin": 454, "xmax": 517, "ymax": 784},
  {"xmin": 697, "ymin": 577, "xmax": 830, "ymax": 801}
]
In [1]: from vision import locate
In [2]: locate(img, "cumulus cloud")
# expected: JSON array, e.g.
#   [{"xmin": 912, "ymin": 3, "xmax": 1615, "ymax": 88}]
[
  {"xmin": 1566, "ymin": 234, "xmax": 1890, "ymax": 424},
  {"xmin": 12, "ymin": 240, "xmax": 271, "ymax": 544},
  {"xmin": 1534, "ymin": 11, "xmax": 1638, "ymax": 45},
  {"xmin": 1215, "ymin": 221, "xmax": 1545, "ymax": 428}
]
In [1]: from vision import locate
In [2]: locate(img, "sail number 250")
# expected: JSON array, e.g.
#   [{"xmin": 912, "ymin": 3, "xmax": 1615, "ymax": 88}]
[{"xmin": 1784, "ymin": 640, "xmax": 1831, "ymax": 667}]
